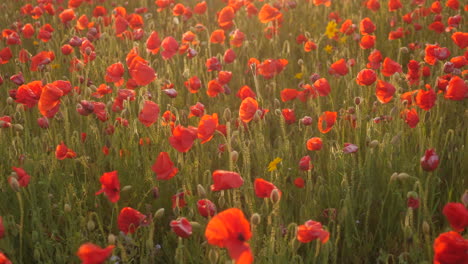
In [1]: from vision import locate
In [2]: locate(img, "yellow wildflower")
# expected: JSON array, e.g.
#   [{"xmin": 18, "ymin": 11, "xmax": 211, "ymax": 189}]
[
  {"xmin": 294, "ymin": 72, "xmax": 303, "ymax": 79},
  {"xmin": 325, "ymin": 20, "xmax": 338, "ymax": 39},
  {"xmin": 324, "ymin": 45, "xmax": 333, "ymax": 54},
  {"xmin": 339, "ymin": 36, "xmax": 348, "ymax": 44},
  {"xmin": 268, "ymin": 157, "xmax": 282, "ymax": 172}
]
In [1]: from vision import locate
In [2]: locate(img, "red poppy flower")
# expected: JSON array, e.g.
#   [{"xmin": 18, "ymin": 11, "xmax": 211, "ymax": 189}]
[
  {"xmin": 198, "ymin": 114, "xmax": 219, "ymax": 144},
  {"xmin": 0, "ymin": 252, "xmax": 11, "ymax": 264},
  {"xmin": 185, "ymin": 76, "xmax": 201, "ymax": 93},
  {"xmin": 211, "ymin": 170, "xmax": 244, "ymax": 191},
  {"xmin": 152, "ymin": 152, "xmax": 178, "ymax": 181},
  {"xmin": 258, "ymin": 4, "xmax": 281, "ymax": 23},
  {"xmin": 30, "ymin": 51, "xmax": 55, "ymax": 72},
  {"xmin": 59, "ymin": 9, "xmax": 76, "ymax": 24},
  {"xmin": 230, "ymin": 30, "xmax": 245, "ymax": 47},
  {"xmin": 280, "ymin": 89, "xmax": 299, "ymax": 102},
  {"xmin": 445, "ymin": 76, "xmax": 468, "ymax": 101},
  {"xmin": 207, "ymin": 79, "xmax": 224, "ymax": 97},
  {"xmin": 433, "ymin": 231, "xmax": 468, "ymax": 264},
  {"xmin": 218, "ymin": 6, "xmax": 235, "ymax": 29},
  {"xmin": 425, "ymin": 44, "xmax": 450, "ymax": 65},
  {"xmin": 169, "ymin": 125, "xmax": 198, "ymax": 153},
  {"xmin": 294, "ymin": 177, "xmax": 305, "ymax": 188},
  {"xmin": 313, "ymin": 78, "xmax": 331, "ymax": 97},
  {"xmin": 306, "ymin": 137, "xmax": 323, "ymax": 151},
  {"xmin": 282, "ymin": 109, "xmax": 296, "ymax": 124},
  {"xmin": 429, "ymin": 21, "xmax": 444, "ymax": 34},
  {"xmin": 138, "ymin": 101, "xmax": 160, "ymax": 127},
  {"xmin": 205, "ymin": 208, "xmax": 253, "ymax": 264},
  {"xmin": 55, "ymin": 142, "xmax": 77, "ymax": 160},
  {"xmin": 172, "ymin": 191, "xmax": 187, "ymax": 208},
  {"xmin": 146, "ymin": 31, "xmax": 161, "ymax": 54},
  {"xmin": 313, "ymin": 0, "xmax": 331, "ymax": 6},
  {"xmin": 381, "ymin": 57, "xmax": 402, "ymax": 77},
  {"xmin": 318, "ymin": 111, "xmax": 337, "ymax": 134},
  {"xmin": 360, "ymin": 18, "xmax": 376, "ymax": 35},
  {"xmin": 170, "ymin": 218, "xmax": 192, "ymax": 238},
  {"xmin": 254, "ymin": 178, "xmax": 281, "ymax": 199},
  {"xmin": 38, "ymin": 84, "xmax": 63, "ymax": 118},
  {"xmin": 401, "ymin": 108, "xmax": 419, "ymax": 128},
  {"xmin": 197, "ymin": 199, "xmax": 216, "ymax": 218},
  {"xmin": 329, "ymin": 59, "xmax": 349, "ymax": 76},
  {"xmin": 297, "ymin": 220, "xmax": 329, "ymax": 244},
  {"xmin": 343, "ymin": 143, "xmax": 358, "ymax": 154},
  {"xmin": 375, "ymin": 80, "xmax": 396, "ymax": 104},
  {"xmin": 451, "ymin": 32, "xmax": 468, "ymax": 49},
  {"xmin": 298, "ymin": 155, "xmax": 312, "ymax": 171},
  {"xmin": 0, "ymin": 47, "xmax": 12, "ymax": 64},
  {"xmin": 161, "ymin": 36, "xmax": 179, "ymax": 60},
  {"xmin": 360, "ymin": 35, "xmax": 375, "ymax": 49},
  {"xmin": 210, "ymin": 29, "xmax": 225, "ymax": 44},
  {"xmin": 443, "ymin": 203, "xmax": 468, "ymax": 232},
  {"xmin": 257, "ymin": 59, "xmax": 288, "ymax": 79},
  {"xmin": 129, "ymin": 59, "xmax": 156, "ymax": 86},
  {"xmin": 446, "ymin": 0, "xmax": 460, "ymax": 10},
  {"xmin": 194, "ymin": 1, "xmax": 207, "ymax": 14},
  {"xmin": 117, "ymin": 207, "xmax": 147, "ymax": 234},
  {"xmin": 206, "ymin": 57, "xmax": 222, "ymax": 72},
  {"xmin": 415, "ymin": 88, "xmax": 436, "ymax": 111},
  {"xmin": 388, "ymin": 0, "xmax": 402, "ymax": 11},
  {"xmin": 12, "ymin": 167, "xmax": 31, "ymax": 187},
  {"xmin": 188, "ymin": 102, "xmax": 205, "ymax": 118},
  {"xmin": 304, "ymin": 40, "xmax": 317, "ymax": 52},
  {"xmin": 237, "ymin": 86, "xmax": 256, "ymax": 100},
  {"xmin": 239, "ymin": 97, "xmax": 258, "ymax": 123},
  {"xmin": 38, "ymin": 24, "xmax": 54, "ymax": 42},
  {"xmin": 224, "ymin": 49, "xmax": 236, "ymax": 64},
  {"xmin": 407, "ymin": 197, "xmax": 420, "ymax": 209},
  {"xmin": 95, "ymin": 171, "xmax": 120, "ymax": 203},
  {"xmin": 77, "ymin": 243, "xmax": 114, "ymax": 264},
  {"xmin": 218, "ymin": 71, "xmax": 232, "ymax": 85},
  {"xmin": 356, "ymin": 69, "xmax": 377, "ymax": 86},
  {"xmin": 21, "ymin": 24, "xmax": 35, "ymax": 39},
  {"xmin": 367, "ymin": 49, "xmax": 382, "ymax": 69}
]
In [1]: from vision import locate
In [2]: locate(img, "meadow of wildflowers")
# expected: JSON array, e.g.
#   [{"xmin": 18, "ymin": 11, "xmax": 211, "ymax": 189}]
[{"xmin": 0, "ymin": 0, "xmax": 467, "ymax": 263}]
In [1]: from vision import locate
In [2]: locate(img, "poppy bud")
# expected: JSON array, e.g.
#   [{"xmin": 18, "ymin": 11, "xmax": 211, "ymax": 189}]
[
  {"xmin": 461, "ymin": 190, "xmax": 468, "ymax": 207},
  {"xmin": 223, "ymin": 108, "xmax": 231, "ymax": 121},
  {"xmin": 274, "ymin": 99, "xmax": 281, "ymax": 109},
  {"xmin": 231, "ymin": 151, "xmax": 239, "ymax": 162},
  {"xmin": 154, "ymin": 208, "xmax": 165, "ymax": 219},
  {"xmin": 369, "ymin": 140, "xmax": 379, "ymax": 148},
  {"xmin": 37, "ymin": 117, "xmax": 49, "ymax": 129},
  {"xmin": 208, "ymin": 249, "xmax": 219, "ymax": 263},
  {"xmin": 13, "ymin": 124, "xmax": 23, "ymax": 131},
  {"xmin": 420, "ymin": 149, "xmax": 439, "ymax": 171},
  {"xmin": 64, "ymin": 203, "xmax": 71, "ymax": 212},
  {"xmin": 297, "ymin": 59, "xmax": 304, "ymax": 65},
  {"xmin": 122, "ymin": 185, "xmax": 132, "ymax": 192},
  {"xmin": 309, "ymin": 73, "xmax": 320, "ymax": 83},
  {"xmin": 197, "ymin": 184, "xmax": 206, "ymax": 198},
  {"xmin": 301, "ymin": 116, "xmax": 312, "ymax": 126},
  {"xmin": 182, "ymin": 69, "xmax": 190, "ymax": 78},
  {"xmin": 422, "ymin": 221, "xmax": 430, "ymax": 235},
  {"xmin": 390, "ymin": 172, "xmax": 399, "ymax": 182},
  {"xmin": 274, "ymin": 109, "xmax": 282, "ymax": 116},
  {"xmin": 87, "ymin": 220, "xmax": 95, "ymax": 231},
  {"xmin": 107, "ymin": 234, "xmax": 116, "ymax": 245},
  {"xmin": 8, "ymin": 177, "xmax": 20, "ymax": 192},
  {"xmin": 170, "ymin": 217, "xmax": 192, "ymax": 238},
  {"xmin": 443, "ymin": 62, "xmax": 454, "ymax": 73},
  {"xmin": 399, "ymin": 47, "xmax": 409, "ymax": 54},
  {"xmin": 270, "ymin": 189, "xmax": 281, "ymax": 204},
  {"xmin": 6, "ymin": 97, "xmax": 14, "ymax": 105},
  {"xmin": 152, "ymin": 187, "xmax": 159, "ymax": 199},
  {"xmin": 251, "ymin": 213, "xmax": 261, "ymax": 225},
  {"xmin": 190, "ymin": 221, "xmax": 201, "ymax": 229},
  {"xmin": 391, "ymin": 134, "xmax": 401, "ymax": 145},
  {"xmin": 354, "ymin": 97, "xmax": 361, "ymax": 105},
  {"xmin": 398, "ymin": 172, "xmax": 410, "ymax": 179}
]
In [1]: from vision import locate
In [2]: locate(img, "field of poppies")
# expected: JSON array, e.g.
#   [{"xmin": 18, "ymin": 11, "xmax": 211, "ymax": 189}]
[{"xmin": 0, "ymin": 0, "xmax": 467, "ymax": 263}]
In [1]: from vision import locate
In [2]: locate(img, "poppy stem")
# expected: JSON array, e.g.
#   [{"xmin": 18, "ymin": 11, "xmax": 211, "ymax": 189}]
[{"xmin": 16, "ymin": 191, "xmax": 24, "ymax": 260}]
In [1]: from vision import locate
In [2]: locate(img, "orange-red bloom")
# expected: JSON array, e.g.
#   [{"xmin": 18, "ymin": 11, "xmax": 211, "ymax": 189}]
[
  {"xmin": 297, "ymin": 220, "xmax": 329, "ymax": 244},
  {"xmin": 442, "ymin": 203, "xmax": 468, "ymax": 232},
  {"xmin": 152, "ymin": 152, "xmax": 178, "ymax": 180},
  {"xmin": 198, "ymin": 114, "xmax": 219, "ymax": 143},
  {"xmin": 55, "ymin": 142, "xmax": 77, "ymax": 160},
  {"xmin": 451, "ymin": 32, "xmax": 468, "ymax": 49},
  {"xmin": 329, "ymin": 59, "xmax": 348, "ymax": 76},
  {"xmin": 211, "ymin": 170, "xmax": 244, "ymax": 191},
  {"xmin": 445, "ymin": 76, "xmax": 468, "ymax": 101},
  {"xmin": 117, "ymin": 207, "xmax": 147, "ymax": 234},
  {"xmin": 38, "ymin": 84, "xmax": 63, "ymax": 117},
  {"xmin": 433, "ymin": 231, "xmax": 468, "ymax": 264},
  {"xmin": 258, "ymin": 4, "xmax": 281, "ymax": 24},
  {"xmin": 170, "ymin": 217, "xmax": 192, "ymax": 238},
  {"xmin": 401, "ymin": 108, "xmax": 419, "ymax": 128},
  {"xmin": 218, "ymin": 6, "xmax": 235, "ymax": 30},
  {"xmin": 169, "ymin": 125, "xmax": 198, "ymax": 153},
  {"xmin": 210, "ymin": 29, "xmax": 225, "ymax": 44},
  {"xmin": 161, "ymin": 36, "xmax": 179, "ymax": 60},
  {"xmin": 205, "ymin": 208, "xmax": 253, "ymax": 264},
  {"xmin": 239, "ymin": 97, "xmax": 258, "ymax": 123},
  {"xmin": 138, "ymin": 101, "xmax": 160, "ymax": 127},
  {"xmin": 356, "ymin": 69, "xmax": 377, "ymax": 86},
  {"xmin": 77, "ymin": 243, "xmax": 114, "ymax": 264},
  {"xmin": 95, "ymin": 171, "xmax": 120, "ymax": 203},
  {"xmin": 381, "ymin": 57, "xmax": 402, "ymax": 77},
  {"xmin": 254, "ymin": 178, "xmax": 281, "ymax": 199},
  {"xmin": 318, "ymin": 111, "xmax": 337, "ymax": 134},
  {"xmin": 306, "ymin": 137, "xmax": 323, "ymax": 151},
  {"xmin": 375, "ymin": 80, "xmax": 396, "ymax": 104},
  {"xmin": 146, "ymin": 31, "xmax": 162, "ymax": 54}
]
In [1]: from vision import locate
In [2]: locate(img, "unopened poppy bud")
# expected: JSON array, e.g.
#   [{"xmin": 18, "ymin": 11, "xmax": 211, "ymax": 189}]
[
  {"xmin": 152, "ymin": 187, "xmax": 159, "ymax": 199},
  {"xmin": 341, "ymin": 179, "xmax": 347, "ymax": 188},
  {"xmin": 274, "ymin": 109, "xmax": 282, "ymax": 116},
  {"xmin": 301, "ymin": 116, "xmax": 312, "ymax": 126},
  {"xmin": 399, "ymin": 47, "xmax": 409, "ymax": 54},
  {"xmin": 190, "ymin": 221, "xmax": 201, "ymax": 229},
  {"xmin": 64, "ymin": 203, "xmax": 71, "ymax": 212},
  {"xmin": 223, "ymin": 108, "xmax": 231, "ymax": 121},
  {"xmin": 87, "ymin": 220, "xmax": 95, "ymax": 231},
  {"xmin": 391, "ymin": 135, "xmax": 400, "ymax": 145},
  {"xmin": 274, "ymin": 99, "xmax": 280, "ymax": 109},
  {"xmin": 347, "ymin": 107, "xmax": 355, "ymax": 114},
  {"xmin": 390, "ymin": 106, "xmax": 398, "ymax": 117},
  {"xmin": 369, "ymin": 140, "xmax": 379, "ymax": 148},
  {"xmin": 13, "ymin": 124, "xmax": 23, "ymax": 131},
  {"xmin": 154, "ymin": 208, "xmax": 165, "ymax": 219},
  {"xmin": 407, "ymin": 191, "xmax": 418, "ymax": 199},
  {"xmin": 218, "ymin": 195, "xmax": 225, "ymax": 208},
  {"xmin": 297, "ymin": 59, "xmax": 303, "ymax": 65},
  {"xmin": 6, "ymin": 97, "xmax": 14, "ymax": 104},
  {"xmin": 8, "ymin": 177, "xmax": 20, "ymax": 192},
  {"xmin": 231, "ymin": 151, "xmax": 239, "ymax": 162},
  {"xmin": 173, "ymin": 206, "xmax": 180, "ymax": 216},
  {"xmin": 253, "ymin": 110, "xmax": 261, "ymax": 122},
  {"xmin": 108, "ymin": 233, "xmax": 116, "ymax": 245},
  {"xmin": 422, "ymin": 221, "xmax": 430, "ymax": 235},
  {"xmin": 461, "ymin": 190, "xmax": 468, "ymax": 207},
  {"xmin": 354, "ymin": 97, "xmax": 361, "ymax": 105},
  {"xmin": 398, "ymin": 172, "xmax": 410, "ymax": 179},
  {"xmin": 173, "ymin": 17, "xmax": 179, "ymax": 25},
  {"xmin": 309, "ymin": 73, "xmax": 320, "ymax": 83},
  {"xmin": 182, "ymin": 69, "xmax": 190, "ymax": 78},
  {"xmin": 197, "ymin": 184, "xmax": 206, "ymax": 198},
  {"xmin": 208, "ymin": 249, "xmax": 219, "ymax": 263},
  {"xmin": 122, "ymin": 185, "xmax": 132, "ymax": 192},
  {"xmin": 443, "ymin": 62, "xmax": 454, "ymax": 73},
  {"xmin": 390, "ymin": 172, "xmax": 399, "ymax": 182},
  {"xmin": 250, "ymin": 213, "xmax": 261, "ymax": 225},
  {"xmin": 270, "ymin": 189, "xmax": 281, "ymax": 204}
]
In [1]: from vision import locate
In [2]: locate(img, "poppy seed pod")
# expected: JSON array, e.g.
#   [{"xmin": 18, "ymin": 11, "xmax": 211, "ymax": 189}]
[
  {"xmin": 369, "ymin": 140, "xmax": 379, "ymax": 148},
  {"xmin": 8, "ymin": 177, "xmax": 20, "ymax": 192},
  {"xmin": 208, "ymin": 249, "xmax": 219, "ymax": 263},
  {"xmin": 270, "ymin": 189, "xmax": 281, "ymax": 204},
  {"xmin": 390, "ymin": 172, "xmax": 399, "ymax": 182},
  {"xmin": 197, "ymin": 184, "xmax": 206, "ymax": 198},
  {"xmin": 250, "ymin": 213, "xmax": 261, "ymax": 225},
  {"xmin": 223, "ymin": 108, "xmax": 231, "ymax": 121},
  {"xmin": 6, "ymin": 97, "xmax": 14, "ymax": 104},
  {"xmin": 231, "ymin": 151, "xmax": 239, "ymax": 162},
  {"xmin": 398, "ymin": 172, "xmax": 410, "ymax": 179},
  {"xmin": 64, "ymin": 203, "xmax": 71, "ymax": 212},
  {"xmin": 154, "ymin": 208, "xmax": 165, "ymax": 219},
  {"xmin": 122, "ymin": 185, "xmax": 132, "ymax": 192},
  {"xmin": 461, "ymin": 190, "xmax": 468, "ymax": 207},
  {"xmin": 108, "ymin": 234, "xmax": 116, "ymax": 245},
  {"xmin": 422, "ymin": 221, "xmax": 430, "ymax": 235},
  {"xmin": 87, "ymin": 220, "xmax": 95, "ymax": 231}
]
